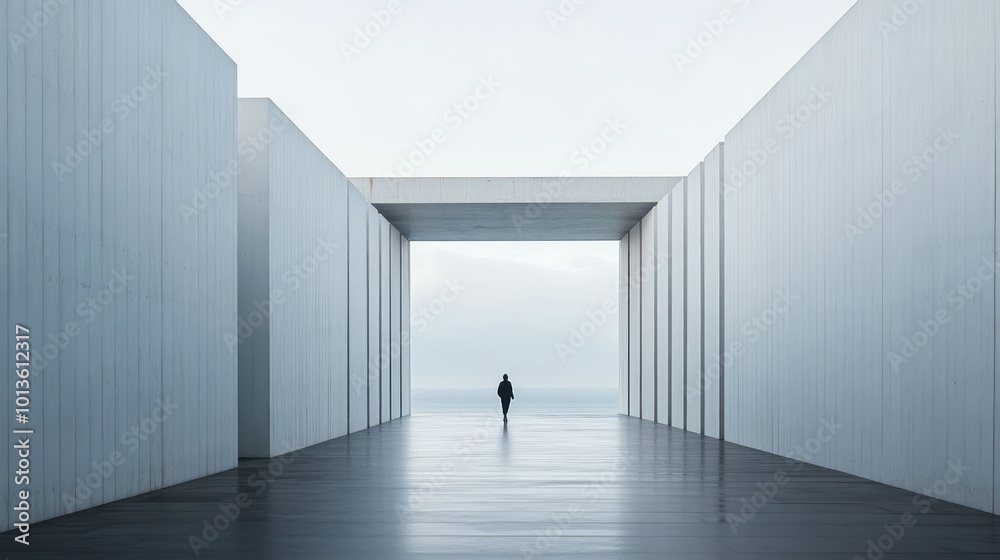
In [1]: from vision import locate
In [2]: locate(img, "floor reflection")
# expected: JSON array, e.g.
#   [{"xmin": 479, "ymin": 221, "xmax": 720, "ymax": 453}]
[{"xmin": 6, "ymin": 413, "xmax": 1000, "ymax": 559}]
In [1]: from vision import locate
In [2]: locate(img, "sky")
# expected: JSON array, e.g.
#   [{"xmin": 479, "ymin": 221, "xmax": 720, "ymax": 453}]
[
  {"xmin": 409, "ymin": 241, "xmax": 620, "ymax": 389},
  {"xmin": 176, "ymin": 0, "xmax": 858, "ymax": 388}
]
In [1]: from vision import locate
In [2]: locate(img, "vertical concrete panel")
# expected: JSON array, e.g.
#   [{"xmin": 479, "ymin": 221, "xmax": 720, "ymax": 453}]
[
  {"xmin": 70, "ymin": 0, "xmax": 91, "ymax": 500},
  {"xmin": 348, "ymin": 188, "xmax": 369, "ymax": 433},
  {"xmin": 57, "ymin": 0, "xmax": 78, "ymax": 509},
  {"xmin": 268, "ymin": 101, "xmax": 350, "ymax": 452},
  {"xmin": 856, "ymin": 0, "xmax": 884, "ymax": 480},
  {"xmin": 882, "ymin": 0, "xmax": 923, "ymax": 491},
  {"xmin": 390, "ymin": 227, "xmax": 402, "ymax": 420},
  {"xmin": 368, "ymin": 207, "xmax": 382, "ymax": 427},
  {"xmin": 996, "ymin": 0, "xmax": 1000, "ymax": 517},
  {"xmin": 880, "ymin": 0, "xmax": 979, "ymax": 502},
  {"xmin": 925, "ymin": 0, "xmax": 995, "ymax": 508},
  {"xmin": 628, "ymin": 223, "xmax": 641, "ymax": 418},
  {"xmin": 640, "ymin": 210, "xmax": 657, "ymax": 421},
  {"xmin": 670, "ymin": 183, "xmax": 687, "ymax": 428},
  {"xmin": 237, "ymin": 100, "xmax": 270, "ymax": 458},
  {"xmin": 686, "ymin": 164, "xmax": 704, "ymax": 434},
  {"xmin": 880, "ymin": 0, "xmax": 928, "ymax": 490},
  {"xmin": 380, "ymin": 218, "xmax": 391, "ymax": 422},
  {"xmin": 220, "ymin": 40, "xmax": 239, "ymax": 471},
  {"xmin": 655, "ymin": 195, "xmax": 671, "ymax": 425},
  {"xmin": 703, "ymin": 144, "xmax": 724, "ymax": 439},
  {"xmin": 41, "ymin": 0, "xmax": 60, "ymax": 513},
  {"xmin": 7, "ymin": 0, "xmax": 31, "ymax": 523},
  {"xmin": 726, "ymin": 115, "xmax": 742, "ymax": 448},
  {"xmin": 152, "ymin": 0, "xmax": 169, "ymax": 488},
  {"xmin": 617, "ymin": 236, "xmax": 626, "ymax": 411},
  {"xmin": 401, "ymin": 237, "xmax": 411, "ymax": 417},
  {"xmin": 0, "ymin": 1, "xmax": 10, "ymax": 532},
  {"xmin": 83, "ymin": 0, "xmax": 101, "ymax": 506}
]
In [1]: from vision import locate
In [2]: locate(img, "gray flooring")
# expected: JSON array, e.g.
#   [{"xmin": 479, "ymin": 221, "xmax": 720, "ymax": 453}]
[{"xmin": 3, "ymin": 413, "xmax": 1000, "ymax": 559}]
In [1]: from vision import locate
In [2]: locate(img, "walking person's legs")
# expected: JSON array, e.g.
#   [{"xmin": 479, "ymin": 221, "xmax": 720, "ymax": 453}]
[{"xmin": 502, "ymin": 398, "xmax": 511, "ymax": 422}]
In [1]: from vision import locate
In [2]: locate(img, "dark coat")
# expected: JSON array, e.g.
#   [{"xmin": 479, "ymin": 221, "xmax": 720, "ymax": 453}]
[{"xmin": 497, "ymin": 380, "xmax": 514, "ymax": 401}]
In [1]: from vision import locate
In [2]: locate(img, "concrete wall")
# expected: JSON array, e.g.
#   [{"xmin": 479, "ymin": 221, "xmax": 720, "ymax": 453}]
[
  {"xmin": 724, "ymin": 0, "xmax": 998, "ymax": 513},
  {"xmin": 1, "ymin": 0, "xmax": 238, "ymax": 531},
  {"xmin": 621, "ymin": 206, "xmax": 667, "ymax": 422},
  {"xmin": 621, "ymin": 158, "xmax": 723, "ymax": 434},
  {"xmin": 237, "ymin": 99, "xmax": 409, "ymax": 458},
  {"xmin": 620, "ymin": 0, "xmax": 1000, "ymax": 515}
]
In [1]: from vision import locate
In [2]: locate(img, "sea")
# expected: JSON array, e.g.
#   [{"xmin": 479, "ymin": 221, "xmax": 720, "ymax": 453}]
[{"xmin": 411, "ymin": 387, "xmax": 618, "ymax": 414}]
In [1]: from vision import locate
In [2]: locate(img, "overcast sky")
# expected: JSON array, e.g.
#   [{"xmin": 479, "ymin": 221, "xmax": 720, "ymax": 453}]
[{"xmin": 177, "ymin": 0, "xmax": 857, "ymax": 389}]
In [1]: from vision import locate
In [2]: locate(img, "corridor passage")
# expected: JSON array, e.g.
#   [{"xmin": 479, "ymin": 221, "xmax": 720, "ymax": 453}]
[{"xmin": 5, "ymin": 414, "xmax": 1000, "ymax": 559}]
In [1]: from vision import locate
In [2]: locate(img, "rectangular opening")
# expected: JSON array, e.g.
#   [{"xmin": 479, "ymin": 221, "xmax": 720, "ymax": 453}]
[{"xmin": 409, "ymin": 241, "xmax": 620, "ymax": 414}]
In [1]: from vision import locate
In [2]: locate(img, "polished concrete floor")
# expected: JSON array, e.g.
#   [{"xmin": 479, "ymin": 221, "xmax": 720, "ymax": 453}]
[{"xmin": 3, "ymin": 414, "xmax": 1000, "ymax": 559}]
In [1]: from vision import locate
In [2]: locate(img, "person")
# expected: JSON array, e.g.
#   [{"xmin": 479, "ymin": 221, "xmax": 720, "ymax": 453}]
[{"xmin": 497, "ymin": 374, "xmax": 514, "ymax": 423}]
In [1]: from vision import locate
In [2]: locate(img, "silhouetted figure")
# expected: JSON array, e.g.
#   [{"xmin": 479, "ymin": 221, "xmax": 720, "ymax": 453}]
[{"xmin": 497, "ymin": 374, "xmax": 514, "ymax": 423}]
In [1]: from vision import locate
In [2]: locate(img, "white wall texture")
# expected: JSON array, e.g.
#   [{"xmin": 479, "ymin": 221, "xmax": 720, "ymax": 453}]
[
  {"xmin": 1, "ymin": 0, "xmax": 238, "ymax": 531},
  {"xmin": 702, "ymin": 144, "xmax": 724, "ymax": 441},
  {"xmin": 620, "ymin": 0, "xmax": 1000, "ymax": 515},
  {"xmin": 725, "ymin": 0, "xmax": 998, "ymax": 514},
  {"xmin": 627, "ymin": 222, "xmax": 641, "ymax": 417},
  {"xmin": 686, "ymin": 163, "xmax": 704, "ymax": 435},
  {"xmin": 640, "ymin": 210, "xmax": 657, "ymax": 422},
  {"xmin": 670, "ymin": 182, "xmax": 686, "ymax": 428},
  {"xmin": 236, "ymin": 99, "xmax": 410, "ymax": 459}
]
